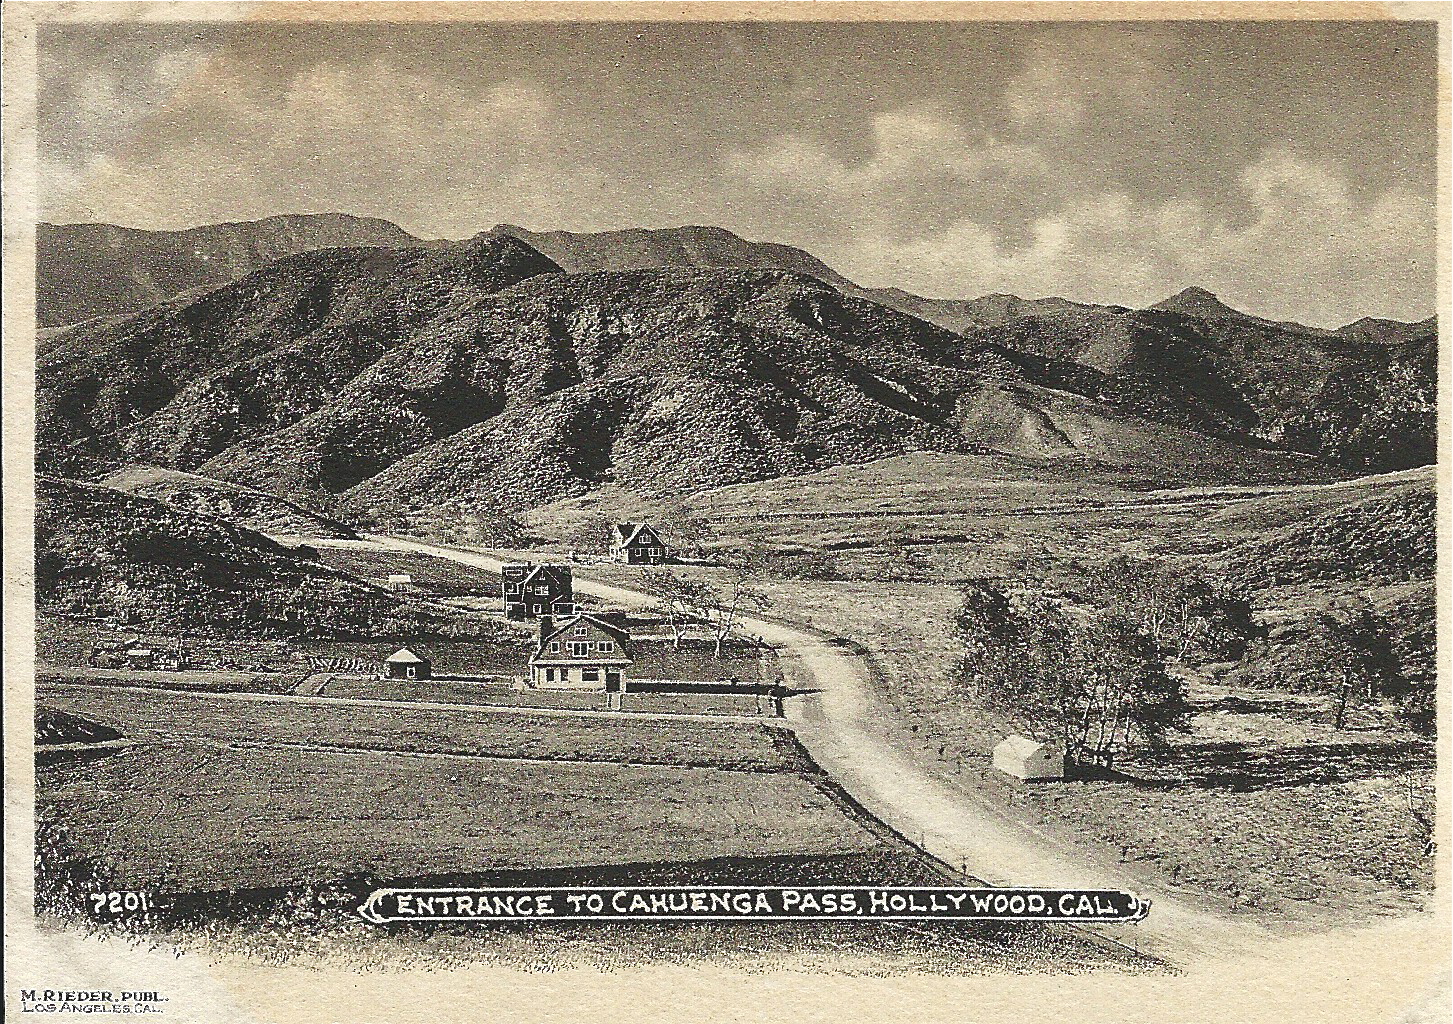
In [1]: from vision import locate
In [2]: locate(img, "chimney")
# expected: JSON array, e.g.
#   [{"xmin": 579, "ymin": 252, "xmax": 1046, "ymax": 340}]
[{"xmin": 538, "ymin": 615, "xmax": 554, "ymax": 644}]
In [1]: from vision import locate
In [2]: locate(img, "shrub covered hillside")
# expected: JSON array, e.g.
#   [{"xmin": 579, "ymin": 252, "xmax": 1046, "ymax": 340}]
[
  {"xmin": 37, "ymin": 232, "xmax": 562, "ymax": 475},
  {"xmin": 36, "ymin": 228, "xmax": 1355, "ymax": 523},
  {"xmin": 34, "ymin": 478, "xmax": 481, "ymax": 637},
  {"xmin": 101, "ymin": 465, "xmax": 357, "ymax": 539},
  {"xmin": 1211, "ymin": 481, "xmax": 1435, "ymax": 591},
  {"xmin": 959, "ymin": 288, "xmax": 1437, "ymax": 473}
]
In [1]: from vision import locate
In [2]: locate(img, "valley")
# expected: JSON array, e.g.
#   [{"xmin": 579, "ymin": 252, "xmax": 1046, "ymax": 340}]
[{"xmin": 29, "ymin": 216, "xmax": 1439, "ymax": 974}]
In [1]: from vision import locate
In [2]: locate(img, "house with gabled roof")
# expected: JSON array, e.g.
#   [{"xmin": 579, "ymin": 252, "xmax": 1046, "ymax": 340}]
[
  {"xmin": 501, "ymin": 562, "xmax": 575, "ymax": 620},
  {"xmin": 528, "ymin": 613, "xmax": 633, "ymax": 690},
  {"xmin": 611, "ymin": 522, "xmax": 667, "ymax": 565}
]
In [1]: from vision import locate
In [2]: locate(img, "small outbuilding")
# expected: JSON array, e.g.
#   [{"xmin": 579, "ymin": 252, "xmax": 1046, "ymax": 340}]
[
  {"xmin": 386, "ymin": 574, "xmax": 413, "ymax": 593},
  {"xmin": 384, "ymin": 647, "xmax": 432, "ymax": 681},
  {"xmin": 992, "ymin": 735, "xmax": 1065, "ymax": 781},
  {"xmin": 125, "ymin": 647, "xmax": 155, "ymax": 670}
]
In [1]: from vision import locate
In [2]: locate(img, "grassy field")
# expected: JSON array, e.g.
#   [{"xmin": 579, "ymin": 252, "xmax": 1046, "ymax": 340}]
[
  {"xmin": 31, "ymin": 682, "xmax": 1156, "ymax": 970},
  {"xmin": 37, "ymin": 740, "xmax": 878, "ymax": 891},
  {"xmin": 316, "ymin": 677, "xmax": 779, "ymax": 717},
  {"xmin": 311, "ymin": 545, "xmax": 503, "ymax": 598},
  {"xmin": 566, "ymin": 456, "xmax": 1436, "ymax": 929},
  {"xmin": 33, "ymin": 685, "xmax": 1152, "ymax": 973},
  {"xmin": 37, "ymin": 685, "xmax": 802, "ymax": 771}
]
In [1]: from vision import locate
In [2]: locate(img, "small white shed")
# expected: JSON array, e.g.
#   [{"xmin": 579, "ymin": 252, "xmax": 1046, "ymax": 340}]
[
  {"xmin": 993, "ymin": 735, "xmax": 1065, "ymax": 781},
  {"xmin": 386, "ymin": 574, "xmax": 413, "ymax": 593}
]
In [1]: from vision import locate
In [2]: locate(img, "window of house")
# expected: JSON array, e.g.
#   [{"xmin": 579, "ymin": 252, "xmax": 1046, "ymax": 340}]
[
  {"xmin": 505, "ymin": 583, "xmax": 519, "ymax": 593},
  {"xmin": 535, "ymin": 586, "xmax": 549, "ymax": 596},
  {"xmin": 406, "ymin": 666, "xmax": 417, "ymax": 679},
  {"xmin": 549, "ymin": 641, "xmax": 560, "ymax": 653},
  {"xmin": 574, "ymin": 623, "xmax": 588, "ymax": 636},
  {"xmin": 581, "ymin": 668, "xmax": 600, "ymax": 683},
  {"xmin": 569, "ymin": 642, "xmax": 591, "ymax": 657},
  {"xmin": 648, "ymin": 547, "xmax": 659, "ymax": 556},
  {"xmin": 598, "ymin": 641, "xmax": 615, "ymax": 653}
]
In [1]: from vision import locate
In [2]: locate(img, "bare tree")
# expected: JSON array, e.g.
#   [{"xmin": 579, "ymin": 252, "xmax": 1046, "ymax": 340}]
[
  {"xmin": 1403, "ymin": 775, "xmax": 1436, "ymax": 857},
  {"xmin": 957, "ymin": 579, "xmax": 1190, "ymax": 770},
  {"xmin": 640, "ymin": 569, "xmax": 709, "ymax": 648},
  {"xmin": 1303, "ymin": 603, "xmax": 1399, "ymax": 729},
  {"xmin": 1088, "ymin": 556, "xmax": 1255, "ymax": 662},
  {"xmin": 651, "ymin": 504, "xmax": 717, "ymax": 559},
  {"xmin": 680, "ymin": 557, "xmax": 770, "ymax": 658}
]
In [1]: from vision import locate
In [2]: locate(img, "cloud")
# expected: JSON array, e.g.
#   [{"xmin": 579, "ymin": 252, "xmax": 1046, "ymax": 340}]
[
  {"xmin": 828, "ymin": 149, "xmax": 1435, "ymax": 327},
  {"xmin": 44, "ymin": 56, "xmax": 614, "ymax": 236},
  {"xmin": 1002, "ymin": 26, "xmax": 1183, "ymax": 129},
  {"xmin": 722, "ymin": 110, "xmax": 1047, "ymax": 193}
]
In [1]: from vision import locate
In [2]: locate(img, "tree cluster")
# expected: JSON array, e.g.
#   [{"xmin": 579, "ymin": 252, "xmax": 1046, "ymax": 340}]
[
  {"xmin": 1083, "ymin": 556, "xmax": 1257, "ymax": 662},
  {"xmin": 956, "ymin": 579, "xmax": 1190, "ymax": 770}
]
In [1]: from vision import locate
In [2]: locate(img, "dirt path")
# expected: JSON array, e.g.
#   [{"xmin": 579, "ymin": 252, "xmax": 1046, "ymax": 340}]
[{"xmin": 358, "ymin": 534, "xmax": 1270, "ymax": 965}]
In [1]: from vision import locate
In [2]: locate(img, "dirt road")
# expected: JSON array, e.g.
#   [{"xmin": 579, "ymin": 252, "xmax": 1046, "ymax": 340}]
[{"xmin": 353, "ymin": 534, "xmax": 1270, "ymax": 964}]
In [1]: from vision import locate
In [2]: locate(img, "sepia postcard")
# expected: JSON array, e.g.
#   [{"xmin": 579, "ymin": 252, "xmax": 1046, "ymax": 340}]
[{"xmin": 3, "ymin": 2, "xmax": 1450, "ymax": 1021}]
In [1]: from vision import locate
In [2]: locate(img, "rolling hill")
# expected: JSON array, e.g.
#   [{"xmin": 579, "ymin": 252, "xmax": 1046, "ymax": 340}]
[
  {"xmin": 35, "ymin": 477, "xmax": 378, "ymax": 632},
  {"xmin": 34, "ymin": 477, "xmax": 512, "ymax": 639},
  {"xmin": 491, "ymin": 223, "xmax": 860, "ymax": 290},
  {"xmin": 34, "ymin": 213, "xmax": 1434, "ymax": 520},
  {"xmin": 953, "ymin": 289, "xmax": 1437, "ymax": 472},
  {"xmin": 100, "ymin": 465, "xmax": 358, "ymax": 539},
  {"xmin": 37, "ymin": 231, "xmax": 562, "ymax": 474}
]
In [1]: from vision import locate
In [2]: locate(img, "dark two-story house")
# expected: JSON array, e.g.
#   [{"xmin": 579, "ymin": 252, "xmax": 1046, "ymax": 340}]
[
  {"xmin": 501, "ymin": 563, "xmax": 575, "ymax": 620},
  {"xmin": 610, "ymin": 522, "xmax": 668, "ymax": 564}
]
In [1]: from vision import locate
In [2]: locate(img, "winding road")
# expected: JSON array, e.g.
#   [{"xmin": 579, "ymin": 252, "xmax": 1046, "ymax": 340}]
[{"xmin": 343, "ymin": 533, "xmax": 1270, "ymax": 965}]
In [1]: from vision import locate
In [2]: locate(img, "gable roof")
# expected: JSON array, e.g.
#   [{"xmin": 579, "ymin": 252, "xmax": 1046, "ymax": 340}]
[
  {"xmin": 994, "ymin": 735, "xmax": 1051, "ymax": 758},
  {"xmin": 385, "ymin": 647, "xmax": 428, "ymax": 664},
  {"xmin": 614, "ymin": 522, "xmax": 658, "ymax": 547},
  {"xmin": 535, "ymin": 614, "xmax": 632, "ymax": 655},
  {"xmin": 520, "ymin": 563, "xmax": 572, "ymax": 588}
]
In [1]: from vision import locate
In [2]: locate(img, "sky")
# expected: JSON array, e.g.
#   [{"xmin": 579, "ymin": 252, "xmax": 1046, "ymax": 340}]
[{"xmin": 38, "ymin": 17, "xmax": 1440, "ymax": 327}]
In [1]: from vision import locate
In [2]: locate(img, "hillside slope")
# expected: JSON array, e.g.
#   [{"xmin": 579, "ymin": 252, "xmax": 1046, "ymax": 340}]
[
  {"xmin": 34, "ymin": 477, "xmax": 386, "ymax": 633},
  {"xmin": 37, "ymin": 233, "xmax": 562, "ymax": 474},
  {"xmin": 36, "ymin": 235, "xmax": 1362, "ymax": 521},
  {"xmin": 490, "ymin": 223, "xmax": 860, "ymax": 290},
  {"xmin": 101, "ymin": 465, "xmax": 358, "ymax": 539},
  {"xmin": 958, "ymin": 290, "xmax": 1436, "ymax": 472},
  {"xmin": 37, "ymin": 214, "xmax": 430, "ymax": 328}
]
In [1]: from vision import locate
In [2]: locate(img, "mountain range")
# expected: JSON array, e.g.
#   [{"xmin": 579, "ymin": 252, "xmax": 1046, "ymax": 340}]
[{"xmin": 35, "ymin": 214, "xmax": 1437, "ymax": 520}]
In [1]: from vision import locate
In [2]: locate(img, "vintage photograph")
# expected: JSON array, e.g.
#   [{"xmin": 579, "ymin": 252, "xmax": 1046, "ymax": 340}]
[{"xmin": 6, "ymin": 4, "xmax": 1448, "ymax": 1020}]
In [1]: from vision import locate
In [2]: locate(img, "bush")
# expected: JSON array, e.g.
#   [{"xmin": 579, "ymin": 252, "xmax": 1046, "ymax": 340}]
[{"xmin": 956, "ymin": 579, "xmax": 1190, "ymax": 769}]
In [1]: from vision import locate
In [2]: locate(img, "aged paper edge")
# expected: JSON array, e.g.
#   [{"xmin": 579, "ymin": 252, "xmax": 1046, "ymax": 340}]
[{"xmin": 2, "ymin": 2, "xmax": 1450, "ymax": 1022}]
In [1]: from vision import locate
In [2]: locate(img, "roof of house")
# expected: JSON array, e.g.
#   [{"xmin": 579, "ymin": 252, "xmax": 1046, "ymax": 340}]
[
  {"xmin": 518, "ymin": 563, "xmax": 572, "ymax": 588},
  {"xmin": 614, "ymin": 522, "xmax": 658, "ymax": 547},
  {"xmin": 534, "ymin": 614, "xmax": 633, "ymax": 657},
  {"xmin": 385, "ymin": 647, "xmax": 428, "ymax": 664},
  {"xmin": 994, "ymin": 735, "xmax": 1053, "ymax": 758}
]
